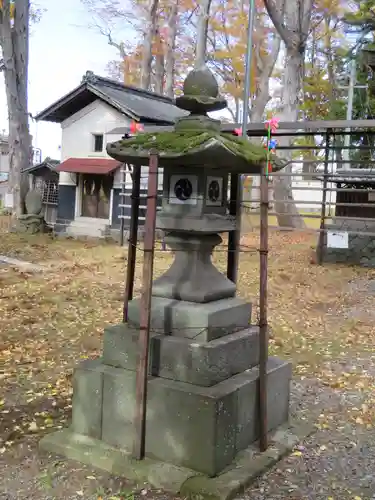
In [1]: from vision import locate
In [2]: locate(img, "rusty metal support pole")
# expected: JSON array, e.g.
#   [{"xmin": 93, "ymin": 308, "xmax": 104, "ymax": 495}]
[
  {"xmin": 120, "ymin": 164, "xmax": 126, "ymax": 247},
  {"xmin": 317, "ymin": 130, "xmax": 331, "ymax": 265},
  {"xmin": 123, "ymin": 165, "xmax": 141, "ymax": 323},
  {"xmin": 259, "ymin": 163, "xmax": 269, "ymax": 452},
  {"xmin": 227, "ymin": 173, "xmax": 241, "ymax": 284},
  {"xmin": 132, "ymin": 153, "xmax": 159, "ymax": 460}
]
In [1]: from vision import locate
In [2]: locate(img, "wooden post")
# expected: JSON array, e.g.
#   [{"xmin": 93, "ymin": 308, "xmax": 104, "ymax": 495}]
[
  {"xmin": 123, "ymin": 165, "xmax": 141, "ymax": 323},
  {"xmin": 317, "ymin": 130, "xmax": 331, "ymax": 265},
  {"xmin": 132, "ymin": 153, "xmax": 159, "ymax": 460},
  {"xmin": 227, "ymin": 173, "xmax": 242, "ymax": 284},
  {"xmin": 259, "ymin": 163, "xmax": 269, "ymax": 452}
]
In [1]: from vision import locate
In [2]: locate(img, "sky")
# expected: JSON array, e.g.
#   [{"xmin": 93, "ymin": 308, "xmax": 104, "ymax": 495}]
[{"xmin": 0, "ymin": 0, "xmax": 122, "ymax": 161}]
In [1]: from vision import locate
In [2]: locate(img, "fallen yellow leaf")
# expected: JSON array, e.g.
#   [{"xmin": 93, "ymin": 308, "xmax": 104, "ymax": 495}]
[{"xmin": 292, "ymin": 450, "xmax": 303, "ymax": 457}]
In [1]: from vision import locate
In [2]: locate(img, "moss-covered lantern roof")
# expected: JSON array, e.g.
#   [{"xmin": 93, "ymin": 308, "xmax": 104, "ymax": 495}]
[{"xmin": 106, "ymin": 67, "xmax": 281, "ymax": 174}]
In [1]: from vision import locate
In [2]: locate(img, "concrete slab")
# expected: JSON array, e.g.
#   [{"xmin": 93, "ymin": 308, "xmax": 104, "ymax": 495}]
[
  {"xmin": 0, "ymin": 254, "xmax": 45, "ymax": 272},
  {"xmin": 39, "ymin": 419, "xmax": 314, "ymax": 500},
  {"xmin": 39, "ymin": 429, "xmax": 198, "ymax": 493},
  {"xmin": 127, "ymin": 296, "xmax": 252, "ymax": 341}
]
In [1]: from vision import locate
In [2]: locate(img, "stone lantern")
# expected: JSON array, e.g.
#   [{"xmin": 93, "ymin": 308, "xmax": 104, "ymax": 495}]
[{"xmin": 40, "ymin": 67, "xmax": 291, "ymax": 488}]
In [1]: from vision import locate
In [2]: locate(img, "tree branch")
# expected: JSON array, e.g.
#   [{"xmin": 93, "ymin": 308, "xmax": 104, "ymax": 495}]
[{"xmin": 263, "ymin": 0, "xmax": 289, "ymax": 46}]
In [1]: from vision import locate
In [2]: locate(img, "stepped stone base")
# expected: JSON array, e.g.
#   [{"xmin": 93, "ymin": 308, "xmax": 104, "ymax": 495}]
[
  {"xmin": 127, "ymin": 296, "xmax": 251, "ymax": 341},
  {"xmin": 69, "ymin": 353, "xmax": 290, "ymax": 477},
  {"xmin": 40, "ymin": 419, "xmax": 314, "ymax": 500},
  {"xmin": 103, "ymin": 323, "xmax": 260, "ymax": 386}
]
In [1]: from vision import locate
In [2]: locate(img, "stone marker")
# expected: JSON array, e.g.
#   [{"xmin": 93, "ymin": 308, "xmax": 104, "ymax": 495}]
[
  {"xmin": 40, "ymin": 66, "xmax": 292, "ymax": 494},
  {"xmin": 17, "ymin": 188, "xmax": 50, "ymax": 234}
]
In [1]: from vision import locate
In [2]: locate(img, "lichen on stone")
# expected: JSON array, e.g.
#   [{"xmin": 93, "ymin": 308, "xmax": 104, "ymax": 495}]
[{"xmin": 110, "ymin": 130, "xmax": 271, "ymax": 164}]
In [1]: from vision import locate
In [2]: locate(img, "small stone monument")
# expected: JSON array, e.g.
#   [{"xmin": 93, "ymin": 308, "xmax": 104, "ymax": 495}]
[
  {"xmin": 17, "ymin": 189, "xmax": 49, "ymax": 233},
  {"xmin": 40, "ymin": 68, "xmax": 292, "ymax": 491}
]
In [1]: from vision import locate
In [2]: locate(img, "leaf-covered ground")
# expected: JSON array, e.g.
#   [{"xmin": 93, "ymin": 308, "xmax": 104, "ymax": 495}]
[{"xmin": 1, "ymin": 230, "xmax": 375, "ymax": 499}]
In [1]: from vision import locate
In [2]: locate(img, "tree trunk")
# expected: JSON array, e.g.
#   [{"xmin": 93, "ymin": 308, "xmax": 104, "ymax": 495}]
[
  {"xmin": 250, "ymin": 33, "xmax": 281, "ymax": 123},
  {"xmin": 2, "ymin": 0, "xmax": 31, "ymax": 217},
  {"xmin": 154, "ymin": 45, "xmax": 164, "ymax": 94},
  {"xmin": 140, "ymin": 0, "xmax": 159, "ymax": 90},
  {"xmin": 249, "ymin": 34, "xmax": 281, "ymax": 211},
  {"xmin": 164, "ymin": 2, "xmax": 178, "ymax": 98},
  {"xmin": 195, "ymin": 0, "xmax": 212, "ymax": 69},
  {"xmin": 273, "ymin": 49, "xmax": 305, "ymax": 229},
  {"xmin": 263, "ymin": 0, "xmax": 313, "ymax": 229}
]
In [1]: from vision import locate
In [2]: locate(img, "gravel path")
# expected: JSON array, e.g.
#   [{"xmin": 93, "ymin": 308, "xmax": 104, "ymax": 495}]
[{"xmin": 244, "ymin": 356, "xmax": 375, "ymax": 500}]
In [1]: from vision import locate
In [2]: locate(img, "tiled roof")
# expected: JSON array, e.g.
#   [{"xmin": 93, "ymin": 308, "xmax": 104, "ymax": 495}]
[
  {"xmin": 23, "ymin": 159, "xmax": 60, "ymax": 174},
  {"xmin": 35, "ymin": 71, "xmax": 187, "ymax": 124}
]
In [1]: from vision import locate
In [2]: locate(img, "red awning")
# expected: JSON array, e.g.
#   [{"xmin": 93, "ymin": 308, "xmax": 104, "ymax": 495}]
[{"xmin": 56, "ymin": 158, "xmax": 121, "ymax": 174}]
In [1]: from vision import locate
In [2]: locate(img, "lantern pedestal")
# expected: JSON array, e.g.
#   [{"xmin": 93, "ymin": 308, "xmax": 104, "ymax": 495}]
[
  {"xmin": 40, "ymin": 66, "xmax": 294, "ymax": 492},
  {"xmin": 56, "ymin": 340, "xmax": 290, "ymax": 477}
]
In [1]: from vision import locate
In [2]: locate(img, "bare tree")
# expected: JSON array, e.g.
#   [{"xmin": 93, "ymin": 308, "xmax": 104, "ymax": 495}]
[
  {"xmin": 140, "ymin": 0, "xmax": 159, "ymax": 89},
  {"xmin": 164, "ymin": 1, "xmax": 178, "ymax": 98},
  {"xmin": 263, "ymin": 0, "xmax": 314, "ymax": 228},
  {"xmin": 264, "ymin": 0, "xmax": 313, "ymax": 120},
  {"xmin": 1, "ymin": 0, "xmax": 32, "ymax": 216},
  {"xmin": 195, "ymin": 0, "xmax": 212, "ymax": 69},
  {"xmin": 250, "ymin": 33, "xmax": 281, "ymax": 122},
  {"xmin": 82, "ymin": 0, "xmax": 163, "ymax": 91},
  {"xmin": 249, "ymin": 32, "xmax": 281, "ymax": 210},
  {"xmin": 153, "ymin": 29, "xmax": 164, "ymax": 94}
]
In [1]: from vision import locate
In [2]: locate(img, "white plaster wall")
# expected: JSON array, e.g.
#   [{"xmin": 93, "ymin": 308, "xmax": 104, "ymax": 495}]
[
  {"xmin": 59, "ymin": 171, "xmax": 77, "ymax": 186},
  {"xmin": 0, "ymin": 152, "xmax": 9, "ymax": 176},
  {"xmin": 59, "ymin": 99, "xmax": 164, "ymax": 193},
  {"xmin": 60, "ymin": 100, "xmax": 131, "ymax": 161}
]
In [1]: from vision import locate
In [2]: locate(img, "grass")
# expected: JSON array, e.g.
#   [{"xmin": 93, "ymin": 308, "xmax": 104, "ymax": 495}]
[
  {"xmin": 1, "ymin": 228, "xmax": 373, "ymax": 402},
  {"xmin": 1, "ymin": 229, "xmax": 375, "ymax": 498}
]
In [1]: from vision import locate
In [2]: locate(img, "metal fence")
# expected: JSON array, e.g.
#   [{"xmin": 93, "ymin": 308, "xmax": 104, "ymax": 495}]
[
  {"xmin": 118, "ymin": 164, "xmax": 163, "ymax": 227},
  {"xmin": 239, "ymin": 125, "xmax": 375, "ymax": 267},
  {"xmin": 1, "ymin": 123, "xmax": 375, "ymax": 269}
]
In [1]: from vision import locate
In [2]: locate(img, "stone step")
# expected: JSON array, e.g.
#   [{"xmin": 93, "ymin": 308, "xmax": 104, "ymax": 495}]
[
  {"xmin": 102, "ymin": 323, "xmax": 260, "ymax": 387},
  {"xmin": 66, "ymin": 226, "xmax": 105, "ymax": 238},
  {"xmin": 73, "ymin": 217, "xmax": 109, "ymax": 226},
  {"xmin": 126, "ymin": 295, "xmax": 252, "ymax": 342},
  {"xmin": 66, "ymin": 219, "xmax": 109, "ymax": 238}
]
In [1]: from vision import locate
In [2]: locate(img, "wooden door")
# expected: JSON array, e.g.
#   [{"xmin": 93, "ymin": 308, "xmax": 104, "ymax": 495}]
[{"xmin": 81, "ymin": 174, "xmax": 113, "ymax": 219}]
